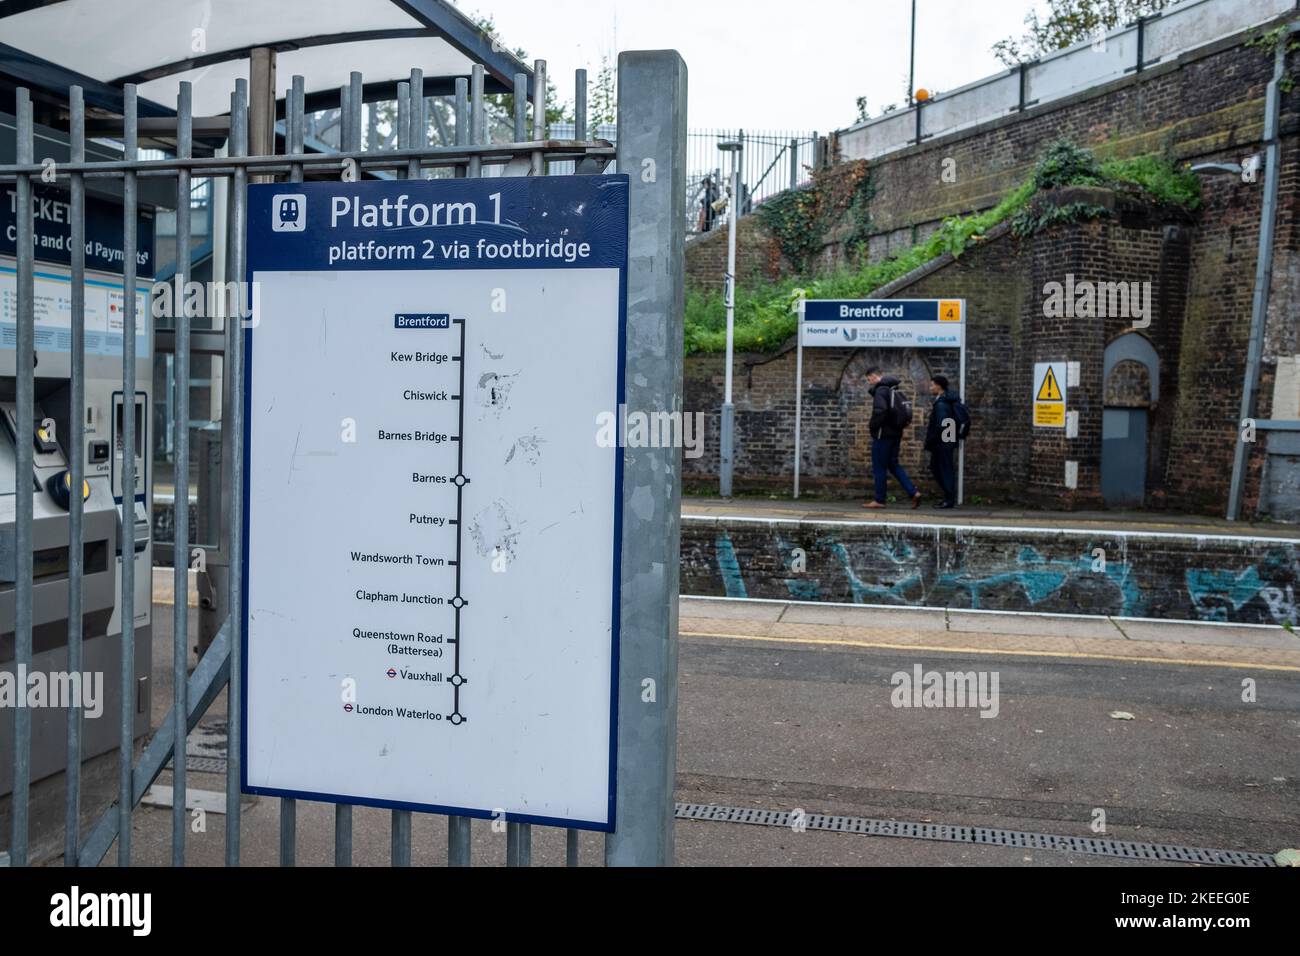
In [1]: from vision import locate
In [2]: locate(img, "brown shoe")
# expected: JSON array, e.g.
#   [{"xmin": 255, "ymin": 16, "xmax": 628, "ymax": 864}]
[
  {"xmin": 911, "ymin": 492, "xmax": 923, "ymax": 509},
  {"xmin": 863, "ymin": 501, "xmax": 887, "ymax": 509}
]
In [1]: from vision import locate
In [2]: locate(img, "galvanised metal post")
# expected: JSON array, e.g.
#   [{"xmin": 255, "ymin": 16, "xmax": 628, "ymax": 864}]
[
  {"xmin": 605, "ymin": 49, "xmax": 687, "ymax": 867},
  {"xmin": 718, "ymin": 136, "xmax": 742, "ymax": 498},
  {"xmin": 118, "ymin": 84, "xmax": 138, "ymax": 868},
  {"xmin": 10, "ymin": 86, "xmax": 34, "ymax": 868},
  {"xmin": 1227, "ymin": 20, "xmax": 1296, "ymax": 520},
  {"xmin": 172, "ymin": 79, "xmax": 193, "ymax": 866},
  {"xmin": 65, "ymin": 85, "xmax": 87, "ymax": 865}
]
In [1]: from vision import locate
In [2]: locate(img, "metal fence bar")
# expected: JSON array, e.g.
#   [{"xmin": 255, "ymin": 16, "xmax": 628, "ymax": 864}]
[
  {"xmin": 224, "ymin": 78, "xmax": 248, "ymax": 867},
  {"xmin": 279, "ymin": 72, "xmax": 305, "ymax": 868},
  {"xmin": 64, "ymin": 84, "xmax": 86, "ymax": 866},
  {"xmin": 574, "ymin": 70, "xmax": 587, "ymax": 142},
  {"xmin": 0, "ymin": 143, "xmax": 615, "ymax": 180},
  {"xmin": 408, "ymin": 69, "xmax": 425, "ymax": 180},
  {"xmin": 389, "ymin": 76, "xmax": 415, "ymax": 868},
  {"xmin": 448, "ymin": 815, "xmax": 470, "ymax": 866},
  {"xmin": 530, "ymin": 59, "xmax": 546, "ymax": 176},
  {"xmin": 335, "ymin": 804, "xmax": 353, "ymax": 866},
  {"xmin": 172, "ymin": 79, "xmax": 193, "ymax": 866},
  {"xmin": 117, "ymin": 83, "xmax": 139, "ymax": 868},
  {"xmin": 454, "ymin": 76, "xmax": 468, "ymax": 178},
  {"xmin": 391, "ymin": 810, "xmax": 411, "ymax": 867},
  {"xmin": 10, "ymin": 86, "xmax": 34, "ymax": 868},
  {"xmin": 506, "ymin": 822, "xmax": 531, "ymax": 866},
  {"xmin": 469, "ymin": 65, "xmax": 484, "ymax": 177},
  {"xmin": 566, "ymin": 828, "xmax": 579, "ymax": 867},
  {"xmin": 446, "ymin": 65, "xmax": 486, "ymax": 866},
  {"xmin": 513, "ymin": 72, "xmax": 527, "ymax": 144},
  {"xmin": 330, "ymin": 71, "xmax": 364, "ymax": 866}
]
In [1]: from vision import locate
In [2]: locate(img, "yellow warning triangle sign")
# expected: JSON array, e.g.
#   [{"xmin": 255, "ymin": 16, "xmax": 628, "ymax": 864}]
[{"xmin": 1037, "ymin": 367, "xmax": 1063, "ymax": 402}]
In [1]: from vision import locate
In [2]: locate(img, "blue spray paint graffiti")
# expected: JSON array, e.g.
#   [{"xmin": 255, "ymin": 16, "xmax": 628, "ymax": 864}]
[
  {"xmin": 828, "ymin": 538, "xmax": 924, "ymax": 605},
  {"xmin": 1184, "ymin": 565, "xmax": 1300, "ymax": 624},
  {"xmin": 937, "ymin": 545, "xmax": 1144, "ymax": 615},
  {"xmin": 715, "ymin": 531, "xmax": 748, "ymax": 598},
  {"xmin": 775, "ymin": 533, "xmax": 821, "ymax": 600},
  {"xmin": 692, "ymin": 523, "xmax": 1299, "ymax": 624}
]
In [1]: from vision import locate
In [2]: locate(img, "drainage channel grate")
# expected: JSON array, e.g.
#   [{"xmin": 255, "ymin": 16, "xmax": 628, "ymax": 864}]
[
  {"xmin": 186, "ymin": 756, "xmax": 228, "ymax": 774},
  {"xmin": 675, "ymin": 803, "xmax": 1277, "ymax": 867}
]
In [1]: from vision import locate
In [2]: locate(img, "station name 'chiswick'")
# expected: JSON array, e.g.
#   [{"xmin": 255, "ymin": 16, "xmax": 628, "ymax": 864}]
[{"xmin": 330, "ymin": 192, "xmax": 501, "ymax": 229}]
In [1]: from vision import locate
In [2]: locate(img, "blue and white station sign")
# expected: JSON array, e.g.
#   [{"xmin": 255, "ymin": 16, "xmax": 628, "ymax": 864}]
[
  {"xmin": 801, "ymin": 298, "xmax": 964, "ymax": 348},
  {"xmin": 242, "ymin": 176, "xmax": 628, "ymax": 831}
]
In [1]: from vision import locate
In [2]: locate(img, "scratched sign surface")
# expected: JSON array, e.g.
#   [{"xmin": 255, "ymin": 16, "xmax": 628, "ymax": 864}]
[{"xmin": 242, "ymin": 177, "xmax": 629, "ymax": 830}]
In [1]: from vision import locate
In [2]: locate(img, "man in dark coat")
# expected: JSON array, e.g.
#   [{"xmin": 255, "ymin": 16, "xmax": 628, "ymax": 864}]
[
  {"xmin": 924, "ymin": 374, "xmax": 960, "ymax": 509},
  {"xmin": 865, "ymin": 367, "xmax": 921, "ymax": 509}
]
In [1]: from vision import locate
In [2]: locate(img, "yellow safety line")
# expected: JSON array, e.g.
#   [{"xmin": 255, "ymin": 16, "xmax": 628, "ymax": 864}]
[{"xmin": 679, "ymin": 630, "xmax": 1300, "ymax": 673}]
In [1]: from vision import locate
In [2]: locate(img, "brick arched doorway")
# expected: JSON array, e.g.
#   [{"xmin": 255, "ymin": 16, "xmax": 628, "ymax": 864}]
[{"xmin": 1102, "ymin": 333, "xmax": 1160, "ymax": 507}]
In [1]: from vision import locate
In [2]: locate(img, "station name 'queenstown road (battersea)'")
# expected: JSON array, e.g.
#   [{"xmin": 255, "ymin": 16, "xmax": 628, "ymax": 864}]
[{"xmin": 325, "ymin": 191, "xmax": 592, "ymax": 265}]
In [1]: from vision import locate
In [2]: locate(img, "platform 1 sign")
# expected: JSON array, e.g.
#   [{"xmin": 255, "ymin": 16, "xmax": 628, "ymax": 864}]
[
  {"xmin": 1033, "ymin": 361, "xmax": 1067, "ymax": 428},
  {"xmin": 242, "ymin": 176, "xmax": 629, "ymax": 830},
  {"xmin": 801, "ymin": 298, "xmax": 963, "ymax": 348}
]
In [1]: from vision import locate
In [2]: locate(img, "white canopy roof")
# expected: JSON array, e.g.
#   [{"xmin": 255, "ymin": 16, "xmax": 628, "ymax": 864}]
[{"xmin": 0, "ymin": 0, "xmax": 532, "ymax": 116}]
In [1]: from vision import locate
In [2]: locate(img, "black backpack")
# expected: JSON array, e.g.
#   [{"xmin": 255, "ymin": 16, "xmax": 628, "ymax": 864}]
[
  {"xmin": 889, "ymin": 388, "xmax": 914, "ymax": 430},
  {"xmin": 951, "ymin": 397, "xmax": 971, "ymax": 440}
]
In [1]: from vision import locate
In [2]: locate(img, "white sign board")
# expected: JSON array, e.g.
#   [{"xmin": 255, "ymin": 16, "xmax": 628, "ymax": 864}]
[
  {"xmin": 242, "ymin": 177, "xmax": 628, "ymax": 830},
  {"xmin": 800, "ymin": 298, "xmax": 964, "ymax": 348}
]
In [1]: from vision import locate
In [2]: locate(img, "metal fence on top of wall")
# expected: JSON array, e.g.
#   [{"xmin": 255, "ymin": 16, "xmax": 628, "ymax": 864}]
[{"xmin": 837, "ymin": 0, "xmax": 1293, "ymax": 162}]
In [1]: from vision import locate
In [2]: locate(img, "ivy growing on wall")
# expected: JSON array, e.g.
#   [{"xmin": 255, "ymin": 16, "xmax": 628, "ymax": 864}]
[
  {"xmin": 685, "ymin": 141, "xmax": 1199, "ymax": 355},
  {"xmin": 1247, "ymin": 24, "xmax": 1300, "ymax": 94},
  {"xmin": 756, "ymin": 162, "xmax": 875, "ymax": 272}
]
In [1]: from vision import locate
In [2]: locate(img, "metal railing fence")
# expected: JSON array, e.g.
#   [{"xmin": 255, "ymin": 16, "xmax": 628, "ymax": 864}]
[{"xmin": 1, "ymin": 51, "xmax": 666, "ymax": 867}]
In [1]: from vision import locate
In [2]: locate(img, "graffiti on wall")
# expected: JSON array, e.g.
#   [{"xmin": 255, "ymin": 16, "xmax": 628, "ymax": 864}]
[
  {"xmin": 1184, "ymin": 548, "xmax": 1300, "ymax": 625},
  {"xmin": 694, "ymin": 523, "xmax": 1300, "ymax": 626}
]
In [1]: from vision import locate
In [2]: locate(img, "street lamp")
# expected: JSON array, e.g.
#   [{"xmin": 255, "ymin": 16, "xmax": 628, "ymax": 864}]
[{"xmin": 718, "ymin": 136, "xmax": 743, "ymax": 498}]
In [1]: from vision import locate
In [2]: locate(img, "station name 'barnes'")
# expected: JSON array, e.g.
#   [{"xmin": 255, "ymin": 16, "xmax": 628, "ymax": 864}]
[{"xmin": 325, "ymin": 191, "xmax": 592, "ymax": 265}]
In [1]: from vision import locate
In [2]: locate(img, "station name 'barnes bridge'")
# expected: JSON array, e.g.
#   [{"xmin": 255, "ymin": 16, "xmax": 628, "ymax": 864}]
[{"xmin": 313, "ymin": 191, "xmax": 595, "ymax": 264}]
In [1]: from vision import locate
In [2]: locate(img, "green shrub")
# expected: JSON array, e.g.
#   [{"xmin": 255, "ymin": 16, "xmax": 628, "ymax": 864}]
[{"xmin": 685, "ymin": 142, "xmax": 1198, "ymax": 355}]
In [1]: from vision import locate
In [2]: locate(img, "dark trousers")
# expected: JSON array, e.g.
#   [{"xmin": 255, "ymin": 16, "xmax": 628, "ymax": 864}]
[
  {"xmin": 871, "ymin": 436, "xmax": 918, "ymax": 503},
  {"xmin": 929, "ymin": 444, "xmax": 957, "ymax": 505}
]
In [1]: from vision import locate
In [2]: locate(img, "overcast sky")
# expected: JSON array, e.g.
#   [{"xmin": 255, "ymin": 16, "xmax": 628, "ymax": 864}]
[{"xmin": 468, "ymin": 0, "xmax": 1050, "ymax": 132}]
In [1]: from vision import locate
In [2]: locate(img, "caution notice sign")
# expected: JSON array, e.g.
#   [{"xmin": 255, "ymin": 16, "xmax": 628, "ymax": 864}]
[{"xmin": 1033, "ymin": 361, "xmax": 1067, "ymax": 428}]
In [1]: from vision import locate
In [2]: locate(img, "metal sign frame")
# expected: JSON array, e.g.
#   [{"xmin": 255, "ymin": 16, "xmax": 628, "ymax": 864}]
[
  {"xmin": 793, "ymin": 298, "xmax": 967, "ymax": 503},
  {"xmin": 239, "ymin": 176, "xmax": 629, "ymax": 831}
]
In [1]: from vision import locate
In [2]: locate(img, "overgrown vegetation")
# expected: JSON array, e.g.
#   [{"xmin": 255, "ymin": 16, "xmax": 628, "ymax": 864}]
[
  {"xmin": 685, "ymin": 141, "xmax": 1199, "ymax": 355},
  {"xmin": 755, "ymin": 163, "xmax": 875, "ymax": 272},
  {"xmin": 1246, "ymin": 24, "xmax": 1300, "ymax": 94}
]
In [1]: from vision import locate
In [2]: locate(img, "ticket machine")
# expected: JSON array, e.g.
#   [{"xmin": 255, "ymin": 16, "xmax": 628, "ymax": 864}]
[{"xmin": 0, "ymin": 123, "xmax": 155, "ymax": 809}]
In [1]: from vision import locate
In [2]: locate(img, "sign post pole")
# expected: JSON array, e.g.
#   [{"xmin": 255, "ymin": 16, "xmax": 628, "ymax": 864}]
[
  {"xmin": 794, "ymin": 299, "xmax": 804, "ymax": 499},
  {"xmin": 958, "ymin": 334, "xmax": 966, "ymax": 505}
]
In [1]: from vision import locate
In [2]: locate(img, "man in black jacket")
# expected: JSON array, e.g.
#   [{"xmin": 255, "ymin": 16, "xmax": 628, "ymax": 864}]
[
  {"xmin": 865, "ymin": 367, "xmax": 922, "ymax": 509},
  {"xmin": 924, "ymin": 374, "xmax": 960, "ymax": 509}
]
